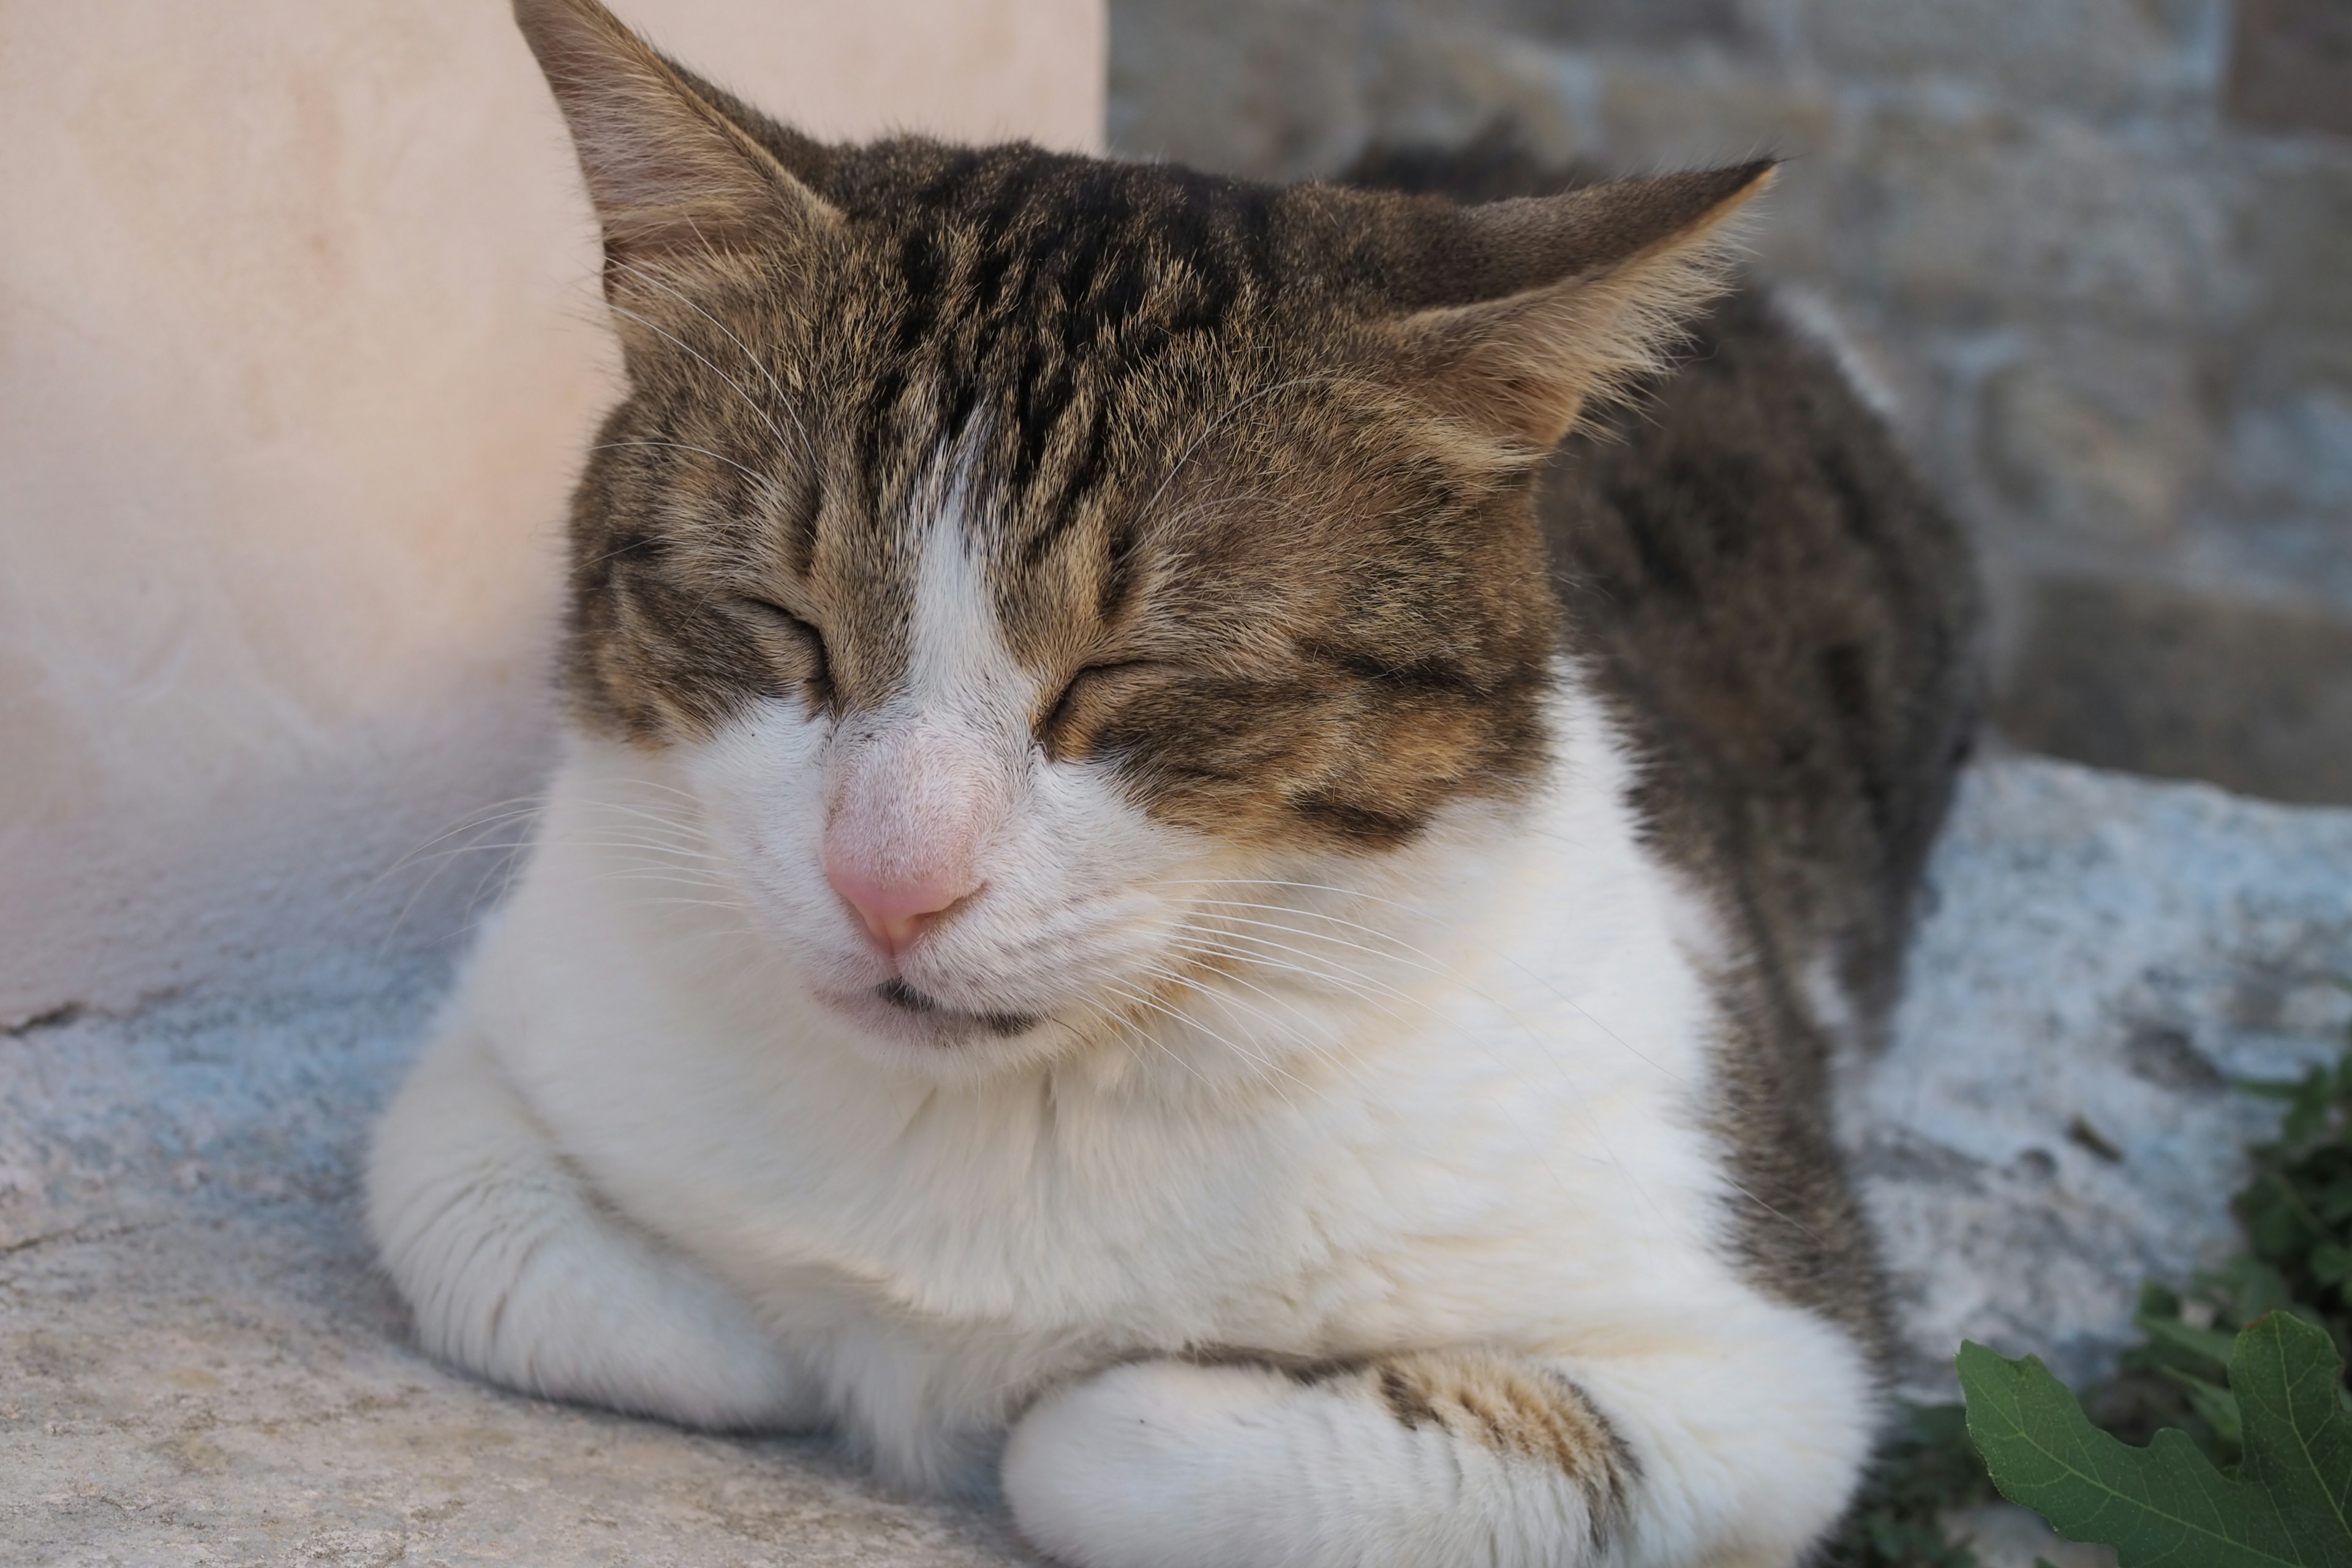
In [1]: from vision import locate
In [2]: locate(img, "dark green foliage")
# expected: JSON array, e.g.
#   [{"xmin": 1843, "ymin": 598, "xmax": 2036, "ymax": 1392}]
[
  {"xmin": 1822, "ymin": 1402, "xmax": 1999, "ymax": 1568},
  {"xmin": 1959, "ymin": 1314, "xmax": 2351, "ymax": 1568},
  {"xmin": 1955, "ymin": 1024, "xmax": 2352, "ymax": 1566},
  {"xmin": 1832, "ymin": 1026, "xmax": 2352, "ymax": 1567},
  {"xmin": 2237, "ymin": 1048, "xmax": 2352, "ymax": 1346},
  {"xmin": 2092, "ymin": 1030, "xmax": 2352, "ymax": 1468}
]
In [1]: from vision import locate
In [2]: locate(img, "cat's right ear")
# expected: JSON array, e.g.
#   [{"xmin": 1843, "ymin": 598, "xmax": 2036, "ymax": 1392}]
[{"xmin": 511, "ymin": 0, "xmax": 840, "ymax": 285}]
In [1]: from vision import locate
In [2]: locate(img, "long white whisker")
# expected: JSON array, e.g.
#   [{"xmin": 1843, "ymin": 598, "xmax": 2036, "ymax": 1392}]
[
  {"xmin": 1170, "ymin": 881, "xmax": 1684, "ymax": 1085},
  {"xmin": 1106, "ymin": 974, "xmax": 1308, "ymax": 1105},
  {"xmin": 605, "ymin": 257, "xmax": 817, "ymax": 468},
  {"xmin": 602, "ymin": 299, "xmax": 815, "ymax": 474},
  {"xmin": 1134, "ymin": 956, "xmax": 1335, "ymax": 1066},
  {"xmin": 1171, "ymin": 912, "xmax": 1429, "ymax": 1001},
  {"xmin": 1172, "ymin": 886, "xmax": 1826, "ymax": 1243},
  {"xmin": 590, "ymin": 439, "xmax": 779, "ymax": 493},
  {"xmin": 1158, "ymin": 935, "xmax": 1429, "ymax": 1074},
  {"xmin": 1101, "ymin": 984, "xmax": 1221, "ymax": 1093},
  {"xmin": 1159, "ymin": 934, "xmax": 1413, "ymax": 1044}
]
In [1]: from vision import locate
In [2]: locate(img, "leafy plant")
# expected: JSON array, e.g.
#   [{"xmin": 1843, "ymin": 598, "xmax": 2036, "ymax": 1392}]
[
  {"xmin": 2091, "ymin": 1032, "xmax": 2352, "ymax": 1469},
  {"xmin": 2236, "ymin": 1049, "xmax": 2352, "ymax": 1350},
  {"xmin": 1960, "ymin": 1311, "xmax": 2351, "ymax": 1568},
  {"xmin": 1824, "ymin": 1023, "xmax": 2352, "ymax": 1566},
  {"xmin": 1959, "ymin": 1025, "xmax": 2352, "ymax": 1566}
]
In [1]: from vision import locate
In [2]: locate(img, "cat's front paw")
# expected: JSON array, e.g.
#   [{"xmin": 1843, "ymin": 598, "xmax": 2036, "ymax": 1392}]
[
  {"xmin": 1000, "ymin": 1355, "xmax": 1602, "ymax": 1568},
  {"xmin": 1003, "ymin": 1360, "xmax": 1303, "ymax": 1568}
]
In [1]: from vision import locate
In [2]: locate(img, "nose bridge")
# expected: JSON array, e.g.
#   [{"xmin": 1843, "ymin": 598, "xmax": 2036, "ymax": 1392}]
[
  {"xmin": 829, "ymin": 711, "xmax": 1001, "ymax": 878},
  {"xmin": 821, "ymin": 706, "xmax": 1011, "ymax": 957}
]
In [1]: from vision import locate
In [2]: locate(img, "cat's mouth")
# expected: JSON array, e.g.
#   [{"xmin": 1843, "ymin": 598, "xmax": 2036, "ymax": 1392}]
[{"xmin": 872, "ymin": 978, "xmax": 1038, "ymax": 1039}]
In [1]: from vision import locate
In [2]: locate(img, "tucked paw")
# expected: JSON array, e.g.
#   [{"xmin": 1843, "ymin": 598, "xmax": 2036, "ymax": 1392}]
[
  {"xmin": 1001, "ymin": 1357, "xmax": 1592, "ymax": 1568},
  {"xmin": 1004, "ymin": 1360, "xmax": 1317, "ymax": 1568},
  {"xmin": 368, "ymin": 1025, "xmax": 816, "ymax": 1432}
]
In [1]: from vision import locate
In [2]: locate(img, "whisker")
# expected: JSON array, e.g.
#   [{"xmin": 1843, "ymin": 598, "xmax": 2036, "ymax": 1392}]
[
  {"xmin": 1168, "ymin": 883, "xmax": 1823, "ymax": 1243},
  {"xmin": 1159, "ymin": 933, "xmax": 1414, "ymax": 1044},
  {"xmin": 1169, "ymin": 880, "xmax": 1685, "ymax": 1085},
  {"xmin": 602, "ymin": 300, "xmax": 815, "ymax": 474},
  {"xmin": 1100, "ymin": 984, "xmax": 1222, "ymax": 1093},
  {"xmin": 604, "ymin": 257, "xmax": 818, "ymax": 467},
  {"xmin": 1130, "ymin": 997, "xmax": 1314, "ymax": 1114},
  {"xmin": 1134, "ymin": 956, "xmax": 1335, "ymax": 1066}
]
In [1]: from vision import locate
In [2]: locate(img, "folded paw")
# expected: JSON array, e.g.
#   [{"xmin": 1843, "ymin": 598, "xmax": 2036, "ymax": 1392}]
[
  {"xmin": 1001, "ymin": 1352, "xmax": 1629, "ymax": 1568},
  {"xmin": 368, "ymin": 1025, "xmax": 816, "ymax": 1431}
]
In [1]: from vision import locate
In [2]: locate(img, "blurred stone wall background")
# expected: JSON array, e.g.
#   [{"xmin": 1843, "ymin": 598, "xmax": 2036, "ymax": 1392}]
[{"xmin": 1110, "ymin": 0, "xmax": 2352, "ymax": 804}]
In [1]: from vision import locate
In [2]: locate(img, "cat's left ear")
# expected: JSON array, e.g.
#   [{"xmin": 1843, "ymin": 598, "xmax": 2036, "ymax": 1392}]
[
  {"xmin": 511, "ymin": 0, "xmax": 841, "ymax": 282},
  {"xmin": 1365, "ymin": 162, "xmax": 1774, "ymax": 447}
]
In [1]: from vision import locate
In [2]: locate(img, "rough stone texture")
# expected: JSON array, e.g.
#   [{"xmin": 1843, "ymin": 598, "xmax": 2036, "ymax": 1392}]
[
  {"xmin": 2229, "ymin": 0, "xmax": 2352, "ymax": 140},
  {"xmin": 1858, "ymin": 755, "xmax": 2352, "ymax": 1398},
  {"xmin": 7, "ymin": 756, "xmax": 2351, "ymax": 1562},
  {"xmin": 1110, "ymin": 0, "xmax": 2352, "ymax": 804},
  {"xmin": 0, "ymin": 960, "xmax": 1037, "ymax": 1567}
]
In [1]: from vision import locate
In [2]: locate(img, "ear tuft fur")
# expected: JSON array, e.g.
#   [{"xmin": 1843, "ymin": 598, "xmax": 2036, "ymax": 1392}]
[
  {"xmin": 511, "ymin": 0, "xmax": 838, "ymax": 274},
  {"xmin": 1375, "ymin": 162, "xmax": 1774, "ymax": 447}
]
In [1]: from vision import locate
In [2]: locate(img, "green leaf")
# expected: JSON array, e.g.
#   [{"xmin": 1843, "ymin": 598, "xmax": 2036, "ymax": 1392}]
[
  {"xmin": 2233, "ymin": 1314, "xmax": 2352, "ymax": 1568},
  {"xmin": 1959, "ymin": 1317, "xmax": 2352, "ymax": 1568},
  {"xmin": 2217, "ymin": 1259, "xmax": 2304, "ymax": 1325}
]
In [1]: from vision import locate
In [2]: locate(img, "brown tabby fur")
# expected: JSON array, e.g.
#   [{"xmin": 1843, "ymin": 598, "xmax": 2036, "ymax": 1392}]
[
  {"xmin": 530, "ymin": 0, "xmax": 1770, "ymax": 858},
  {"xmin": 524, "ymin": 0, "xmax": 1977, "ymax": 1365}
]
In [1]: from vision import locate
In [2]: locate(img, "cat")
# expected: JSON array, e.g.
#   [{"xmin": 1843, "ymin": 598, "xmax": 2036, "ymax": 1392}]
[{"xmin": 366, "ymin": 2, "xmax": 1981, "ymax": 1564}]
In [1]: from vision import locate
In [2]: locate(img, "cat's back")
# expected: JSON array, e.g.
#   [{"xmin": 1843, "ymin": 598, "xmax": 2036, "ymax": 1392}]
[
  {"xmin": 1348, "ymin": 140, "xmax": 1983, "ymax": 1349},
  {"xmin": 1547, "ymin": 285, "xmax": 1981, "ymax": 1043},
  {"xmin": 1350, "ymin": 138, "xmax": 1983, "ymax": 1046}
]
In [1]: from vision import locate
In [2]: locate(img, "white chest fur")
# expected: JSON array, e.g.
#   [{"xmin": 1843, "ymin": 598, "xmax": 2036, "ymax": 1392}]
[{"xmin": 397, "ymin": 690, "xmax": 1860, "ymax": 1492}]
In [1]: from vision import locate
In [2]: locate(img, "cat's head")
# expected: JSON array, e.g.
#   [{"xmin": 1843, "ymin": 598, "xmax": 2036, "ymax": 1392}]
[{"xmin": 514, "ymin": 0, "xmax": 1767, "ymax": 1074}]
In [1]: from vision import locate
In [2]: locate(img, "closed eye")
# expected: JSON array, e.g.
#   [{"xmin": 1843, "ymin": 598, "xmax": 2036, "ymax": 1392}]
[
  {"xmin": 734, "ymin": 597, "xmax": 832, "ymax": 700},
  {"xmin": 1039, "ymin": 660, "xmax": 1161, "ymax": 758}
]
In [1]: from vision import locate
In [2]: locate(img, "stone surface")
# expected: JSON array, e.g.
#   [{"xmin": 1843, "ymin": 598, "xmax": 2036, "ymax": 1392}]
[
  {"xmin": 1858, "ymin": 755, "xmax": 2352, "ymax": 1396},
  {"xmin": 8, "ymin": 756, "xmax": 2352, "ymax": 1561},
  {"xmin": 2228, "ymin": 0, "xmax": 2352, "ymax": 140},
  {"xmin": 1110, "ymin": 0, "xmax": 2352, "ymax": 804},
  {"xmin": 0, "ymin": 959, "xmax": 1038, "ymax": 1567}
]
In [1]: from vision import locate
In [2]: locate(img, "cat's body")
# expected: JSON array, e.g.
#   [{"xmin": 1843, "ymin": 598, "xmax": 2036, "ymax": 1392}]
[{"xmin": 369, "ymin": 6, "xmax": 1979, "ymax": 1565}]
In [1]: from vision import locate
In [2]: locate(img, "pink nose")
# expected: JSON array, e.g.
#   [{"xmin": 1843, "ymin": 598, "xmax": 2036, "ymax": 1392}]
[
  {"xmin": 823, "ymin": 723, "xmax": 997, "ymax": 964},
  {"xmin": 823, "ymin": 854, "xmax": 976, "ymax": 962}
]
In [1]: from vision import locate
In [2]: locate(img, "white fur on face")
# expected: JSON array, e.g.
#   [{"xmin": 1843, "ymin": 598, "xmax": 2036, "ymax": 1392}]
[{"xmin": 676, "ymin": 467, "xmax": 1215, "ymax": 1070}]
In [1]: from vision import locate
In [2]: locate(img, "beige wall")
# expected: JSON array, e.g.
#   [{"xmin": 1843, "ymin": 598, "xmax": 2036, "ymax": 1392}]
[{"xmin": 0, "ymin": 0, "xmax": 1105, "ymax": 1028}]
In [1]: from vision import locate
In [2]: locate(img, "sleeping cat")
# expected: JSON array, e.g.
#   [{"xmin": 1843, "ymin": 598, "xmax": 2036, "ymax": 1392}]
[{"xmin": 367, "ymin": 2, "xmax": 1981, "ymax": 1564}]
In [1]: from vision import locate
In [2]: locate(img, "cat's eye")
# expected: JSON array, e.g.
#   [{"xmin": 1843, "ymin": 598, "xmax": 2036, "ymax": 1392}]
[
  {"xmin": 734, "ymin": 597, "xmax": 832, "ymax": 698},
  {"xmin": 1038, "ymin": 660, "xmax": 1158, "ymax": 758}
]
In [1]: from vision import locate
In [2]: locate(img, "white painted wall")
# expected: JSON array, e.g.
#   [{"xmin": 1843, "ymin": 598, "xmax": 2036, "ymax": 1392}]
[{"xmin": 0, "ymin": 0, "xmax": 1106, "ymax": 1028}]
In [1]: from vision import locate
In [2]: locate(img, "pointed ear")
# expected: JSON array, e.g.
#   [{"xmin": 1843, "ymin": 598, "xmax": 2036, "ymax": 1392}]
[
  {"xmin": 1371, "ymin": 162, "xmax": 1774, "ymax": 447},
  {"xmin": 511, "ymin": 0, "xmax": 839, "ymax": 276}
]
